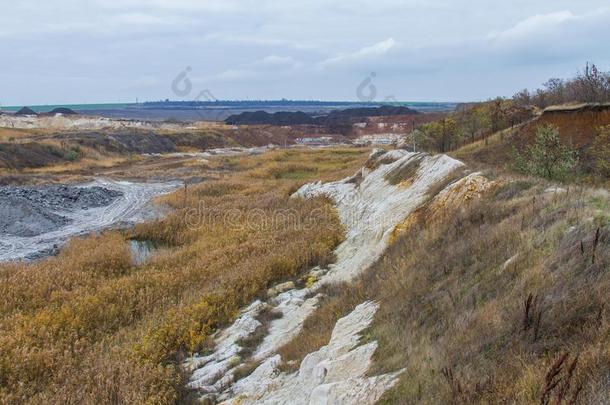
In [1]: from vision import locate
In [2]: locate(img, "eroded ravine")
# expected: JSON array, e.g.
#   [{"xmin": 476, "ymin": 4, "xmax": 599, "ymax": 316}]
[{"xmin": 185, "ymin": 150, "xmax": 491, "ymax": 404}]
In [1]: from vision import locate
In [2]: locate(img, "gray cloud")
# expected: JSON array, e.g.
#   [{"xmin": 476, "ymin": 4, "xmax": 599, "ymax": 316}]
[{"xmin": 0, "ymin": 0, "xmax": 608, "ymax": 105}]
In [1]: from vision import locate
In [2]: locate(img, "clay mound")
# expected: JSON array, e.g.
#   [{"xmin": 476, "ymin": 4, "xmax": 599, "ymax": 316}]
[
  {"xmin": 226, "ymin": 111, "xmax": 314, "ymax": 125},
  {"xmin": 49, "ymin": 107, "xmax": 78, "ymax": 115},
  {"xmin": 518, "ymin": 103, "xmax": 610, "ymax": 148},
  {"xmin": 15, "ymin": 107, "xmax": 38, "ymax": 116}
]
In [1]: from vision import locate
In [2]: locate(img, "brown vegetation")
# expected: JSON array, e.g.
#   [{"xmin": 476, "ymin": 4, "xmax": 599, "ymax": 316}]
[
  {"xmin": 415, "ymin": 100, "xmax": 534, "ymax": 154},
  {"xmin": 277, "ymin": 171, "xmax": 609, "ymax": 404},
  {"xmin": 0, "ymin": 147, "xmax": 369, "ymax": 404},
  {"xmin": 513, "ymin": 63, "xmax": 610, "ymax": 108}
]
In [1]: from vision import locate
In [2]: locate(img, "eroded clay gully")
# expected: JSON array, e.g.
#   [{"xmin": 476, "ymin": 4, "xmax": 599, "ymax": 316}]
[{"xmin": 185, "ymin": 150, "xmax": 493, "ymax": 404}]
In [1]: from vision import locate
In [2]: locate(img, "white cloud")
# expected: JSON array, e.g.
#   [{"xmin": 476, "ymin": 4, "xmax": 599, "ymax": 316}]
[
  {"xmin": 318, "ymin": 38, "xmax": 398, "ymax": 69},
  {"xmin": 216, "ymin": 69, "xmax": 256, "ymax": 81},
  {"xmin": 251, "ymin": 55, "xmax": 301, "ymax": 68},
  {"xmin": 488, "ymin": 10, "xmax": 576, "ymax": 42},
  {"xmin": 94, "ymin": 0, "xmax": 245, "ymax": 13},
  {"xmin": 111, "ymin": 13, "xmax": 168, "ymax": 26},
  {"xmin": 200, "ymin": 33, "xmax": 316, "ymax": 50}
]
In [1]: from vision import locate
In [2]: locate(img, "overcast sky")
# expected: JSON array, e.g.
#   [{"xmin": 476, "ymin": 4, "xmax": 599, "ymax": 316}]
[{"xmin": 1, "ymin": 0, "xmax": 609, "ymax": 106}]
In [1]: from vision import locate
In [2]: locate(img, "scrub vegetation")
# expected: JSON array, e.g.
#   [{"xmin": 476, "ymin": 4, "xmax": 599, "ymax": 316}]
[
  {"xmin": 278, "ymin": 170, "xmax": 609, "ymax": 404},
  {"xmin": 0, "ymin": 147, "xmax": 369, "ymax": 404}
]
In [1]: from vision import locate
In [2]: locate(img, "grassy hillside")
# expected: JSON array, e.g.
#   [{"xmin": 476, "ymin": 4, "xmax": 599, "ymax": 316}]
[
  {"xmin": 1, "ymin": 115, "xmax": 607, "ymax": 404},
  {"xmin": 0, "ymin": 148, "xmax": 369, "ymax": 404},
  {"xmin": 278, "ymin": 167, "xmax": 609, "ymax": 403}
]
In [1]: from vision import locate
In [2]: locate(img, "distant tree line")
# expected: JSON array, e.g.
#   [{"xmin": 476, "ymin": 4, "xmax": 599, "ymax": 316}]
[
  {"xmin": 513, "ymin": 63, "xmax": 610, "ymax": 108},
  {"xmin": 143, "ymin": 99, "xmax": 382, "ymax": 108}
]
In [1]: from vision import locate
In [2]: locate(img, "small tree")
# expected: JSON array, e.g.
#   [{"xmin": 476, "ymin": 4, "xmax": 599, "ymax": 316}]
[
  {"xmin": 420, "ymin": 118, "xmax": 461, "ymax": 153},
  {"xmin": 513, "ymin": 88, "xmax": 531, "ymax": 107},
  {"xmin": 514, "ymin": 125, "xmax": 578, "ymax": 181},
  {"xmin": 460, "ymin": 108, "xmax": 484, "ymax": 143},
  {"xmin": 406, "ymin": 129, "xmax": 428, "ymax": 152}
]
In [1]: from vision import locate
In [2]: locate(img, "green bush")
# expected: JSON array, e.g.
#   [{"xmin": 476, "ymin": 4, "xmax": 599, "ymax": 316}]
[{"xmin": 513, "ymin": 125, "xmax": 578, "ymax": 181}]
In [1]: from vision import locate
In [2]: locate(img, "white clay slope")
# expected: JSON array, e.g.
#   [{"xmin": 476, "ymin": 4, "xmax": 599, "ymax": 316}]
[{"xmin": 186, "ymin": 150, "xmax": 466, "ymax": 404}]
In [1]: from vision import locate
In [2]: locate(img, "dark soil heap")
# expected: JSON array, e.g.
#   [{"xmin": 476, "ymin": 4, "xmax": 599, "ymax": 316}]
[
  {"xmin": 49, "ymin": 107, "xmax": 78, "ymax": 115},
  {"xmin": 0, "ymin": 185, "xmax": 123, "ymax": 237},
  {"xmin": 15, "ymin": 107, "xmax": 38, "ymax": 116}
]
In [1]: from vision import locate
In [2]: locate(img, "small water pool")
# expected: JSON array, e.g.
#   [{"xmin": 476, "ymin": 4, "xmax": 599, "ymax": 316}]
[{"xmin": 129, "ymin": 239, "xmax": 160, "ymax": 265}]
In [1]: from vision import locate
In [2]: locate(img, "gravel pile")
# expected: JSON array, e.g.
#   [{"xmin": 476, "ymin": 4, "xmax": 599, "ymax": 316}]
[{"xmin": 0, "ymin": 185, "xmax": 124, "ymax": 237}]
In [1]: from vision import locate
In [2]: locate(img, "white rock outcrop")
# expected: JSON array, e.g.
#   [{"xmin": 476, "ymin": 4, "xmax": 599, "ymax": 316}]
[
  {"xmin": 0, "ymin": 114, "xmax": 200, "ymax": 131},
  {"xmin": 186, "ymin": 150, "xmax": 467, "ymax": 404},
  {"xmin": 294, "ymin": 150, "xmax": 464, "ymax": 284},
  {"xmin": 226, "ymin": 301, "xmax": 402, "ymax": 404},
  {"xmin": 185, "ymin": 300, "xmax": 268, "ymax": 392}
]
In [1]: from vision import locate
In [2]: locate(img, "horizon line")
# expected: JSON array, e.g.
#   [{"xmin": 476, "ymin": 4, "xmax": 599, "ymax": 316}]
[{"xmin": 0, "ymin": 99, "xmax": 462, "ymax": 111}]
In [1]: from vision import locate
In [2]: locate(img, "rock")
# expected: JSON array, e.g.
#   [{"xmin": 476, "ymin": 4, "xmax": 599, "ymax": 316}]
[
  {"xmin": 267, "ymin": 281, "xmax": 295, "ymax": 298},
  {"xmin": 254, "ymin": 289, "xmax": 319, "ymax": 359},
  {"xmin": 186, "ymin": 301, "xmax": 267, "ymax": 391},
  {"xmin": 545, "ymin": 186, "xmax": 567, "ymax": 194},
  {"xmin": 301, "ymin": 268, "xmax": 326, "ymax": 287},
  {"xmin": 293, "ymin": 151, "xmax": 464, "ymax": 283},
  {"xmin": 226, "ymin": 301, "xmax": 404, "ymax": 404},
  {"xmin": 309, "ymin": 269, "xmax": 326, "ymax": 278},
  {"xmin": 0, "ymin": 185, "xmax": 124, "ymax": 237},
  {"xmin": 228, "ymin": 356, "xmax": 241, "ymax": 368}
]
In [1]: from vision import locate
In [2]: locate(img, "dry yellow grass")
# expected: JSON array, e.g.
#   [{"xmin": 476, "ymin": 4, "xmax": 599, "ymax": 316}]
[
  {"xmin": 370, "ymin": 181, "xmax": 609, "ymax": 404},
  {"xmin": 277, "ymin": 173, "xmax": 609, "ymax": 404},
  {"xmin": 0, "ymin": 147, "xmax": 369, "ymax": 404},
  {"xmin": 26, "ymin": 156, "xmax": 132, "ymax": 174},
  {"xmin": 0, "ymin": 127, "xmax": 42, "ymax": 142}
]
